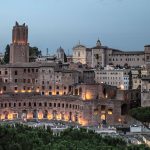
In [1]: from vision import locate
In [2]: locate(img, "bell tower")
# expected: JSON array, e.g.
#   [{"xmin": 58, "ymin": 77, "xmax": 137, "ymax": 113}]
[{"xmin": 10, "ymin": 22, "xmax": 29, "ymax": 63}]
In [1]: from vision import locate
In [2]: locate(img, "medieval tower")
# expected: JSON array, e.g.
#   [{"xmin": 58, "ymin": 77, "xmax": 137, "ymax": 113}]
[{"xmin": 10, "ymin": 22, "xmax": 29, "ymax": 63}]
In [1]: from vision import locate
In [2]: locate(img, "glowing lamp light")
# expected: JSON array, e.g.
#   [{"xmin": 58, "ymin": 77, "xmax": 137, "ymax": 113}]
[
  {"xmin": 28, "ymin": 90, "xmax": 31, "ymax": 93},
  {"xmin": 94, "ymin": 109, "xmax": 98, "ymax": 115},
  {"xmin": 0, "ymin": 114, "xmax": 5, "ymax": 120},
  {"xmin": 64, "ymin": 115, "xmax": 69, "ymax": 121},
  {"xmin": 59, "ymin": 91, "xmax": 63, "ymax": 95},
  {"xmin": 52, "ymin": 91, "xmax": 56, "ymax": 95},
  {"xmin": 47, "ymin": 113, "xmax": 52, "ymax": 120},
  {"xmin": 8, "ymin": 114, "xmax": 13, "ymax": 120},
  {"xmin": 101, "ymin": 114, "xmax": 106, "ymax": 120},
  {"xmin": 38, "ymin": 112, "xmax": 43, "ymax": 120},
  {"xmin": 14, "ymin": 90, "xmax": 18, "ymax": 93},
  {"xmin": 78, "ymin": 118, "xmax": 87, "ymax": 126},
  {"xmin": 21, "ymin": 90, "xmax": 25, "ymax": 93},
  {"xmin": 56, "ymin": 114, "xmax": 61, "ymax": 120},
  {"xmin": 27, "ymin": 113, "xmax": 33, "ymax": 119},
  {"xmin": 0, "ymin": 91, "xmax": 3, "ymax": 94},
  {"xmin": 84, "ymin": 92, "xmax": 92, "ymax": 100},
  {"xmin": 45, "ymin": 92, "xmax": 49, "ymax": 96},
  {"xmin": 108, "ymin": 110, "xmax": 113, "ymax": 115},
  {"xmin": 36, "ymin": 89, "xmax": 40, "ymax": 92},
  {"xmin": 118, "ymin": 118, "xmax": 122, "ymax": 122},
  {"xmin": 120, "ymin": 84, "xmax": 124, "ymax": 90}
]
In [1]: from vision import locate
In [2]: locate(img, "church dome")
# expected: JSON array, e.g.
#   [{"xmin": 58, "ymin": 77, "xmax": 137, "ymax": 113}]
[
  {"xmin": 73, "ymin": 41, "xmax": 86, "ymax": 49},
  {"xmin": 57, "ymin": 46, "xmax": 64, "ymax": 53}
]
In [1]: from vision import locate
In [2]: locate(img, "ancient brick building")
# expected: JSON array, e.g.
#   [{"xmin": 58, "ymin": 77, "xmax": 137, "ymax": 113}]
[
  {"xmin": 0, "ymin": 22, "xmax": 129, "ymax": 126},
  {"xmin": 10, "ymin": 22, "xmax": 29, "ymax": 63}
]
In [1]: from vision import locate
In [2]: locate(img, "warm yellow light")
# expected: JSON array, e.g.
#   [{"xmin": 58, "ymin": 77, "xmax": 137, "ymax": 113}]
[
  {"xmin": 64, "ymin": 115, "xmax": 69, "ymax": 121},
  {"xmin": 108, "ymin": 110, "xmax": 113, "ymax": 115},
  {"xmin": 81, "ymin": 120, "xmax": 88, "ymax": 126},
  {"xmin": 0, "ymin": 114, "xmax": 5, "ymax": 120},
  {"xmin": 84, "ymin": 92, "xmax": 92, "ymax": 100},
  {"xmin": 78, "ymin": 118, "xmax": 88, "ymax": 126},
  {"xmin": 59, "ymin": 91, "xmax": 63, "ymax": 95},
  {"xmin": 21, "ymin": 90, "xmax": 25, "ymax": 93},
  {"xmin": 56, "ymin": 113, "xmax": 61, "ymax": 120},
  {"xmin": 28, "ymin": 90, "xmax": 31, "ymax": 93},
  {"xmin": 120, "ymin": 84, "xmax": 124, "ymax": 90},
  {"xmin": 14, "ymin": 90, "xmax": 18, "ymax": 93},
  {"xmin": 38, "ymin": 112, "xmax": 43, "ymax": 120},
  {"xmin": 27, "ymin": 112, "xmax": 33, "ymax": 119},
  {"xmin": 45, "ymin": 92, "xmax": 49, "ymax": 96},
  {"xmin": 47, "ymin": 113, "xmax": 52, "ymax": 120},
  {"xmin": 8, "ymin": 114, "xmax": 13, "ymax": 120},
  {"xmin": 94, "ymin": 109, "xmax": 98, "ymax": 115},
  {"xmin": 36, "ymin": 89, "xmax": 40, "ymax": 92},
  {"xmin": 101, "ymin": 114, "xmax": 106, "ymax": 120},
  {"xmin": 105, "ymin": 94, "xmax": 108, "ymax": 98},
  {"xmin": 13, "ymin": 113, "xmax": 18, "ymax": 119},
  {"xmin": 118, "ymin": 118, "xmax": 122, "ymax": 122},
  {"xmin": 52, "ymin": 91, "xmax": 56, "ymax": 95}
]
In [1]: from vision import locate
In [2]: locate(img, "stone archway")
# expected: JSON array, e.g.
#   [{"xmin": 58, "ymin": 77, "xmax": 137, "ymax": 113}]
[
  {"xmin": 121, "ymin": 104, "xmax": 128, "ymax": 115},
  {"xmin": 33, "ymin": 109, "xmax": 38, "ymax": 119},
  {"xmin": 38, "ymin": 110, "xmax": 43, "ymax": 120},
  {"xmin": 27, "ymin": 111, "xmax": 33, "ymax": 119},
  {"xmin": 4, "ymin": 111, "xmax": 9, "ymax": 120},
  {"xmin": 69, "ymin": 112, "xmax": 72, "ymax": 121},
  {"xmin": 22, "ymin": 110, "xmax": 27, "ymax": 121},
  {"xmin": 43, "ymin": 110, "xmax": 48, "ymax": 119},
  {"xmin": 74, "ymin": 112, "xmax": 78, "ymax": 122},
  {"xmin": 52, "ymin": 110, "xmax": 57, "ymax": 120},
  {"xmin": 61, "ymin": 112, "xmax": 65, "ymax": 120}
]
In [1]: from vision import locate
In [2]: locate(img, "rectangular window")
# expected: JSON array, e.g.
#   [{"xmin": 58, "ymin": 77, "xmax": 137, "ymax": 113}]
[
  {"xmin": 15, "ymin": 79, "xmax": 18, "ymax": 83},
  {"xmin": 14, "ymin": 87, "xmax": 18, "ymax": 91},
  {"xmin": 23, "ymin": 79, "xmax": 26, "ymax": 83}
]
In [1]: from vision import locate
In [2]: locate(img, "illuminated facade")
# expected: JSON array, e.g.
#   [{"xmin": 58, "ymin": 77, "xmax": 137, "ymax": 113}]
[{"xmin": 0, "ymin": 22, "xmax": 130, "ymax": 126}]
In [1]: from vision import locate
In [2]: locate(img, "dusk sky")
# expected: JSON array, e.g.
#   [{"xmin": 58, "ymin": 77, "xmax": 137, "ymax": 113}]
[{"xmin": 0, "ymin": 0, "xmax": 150, "ymax": 55}]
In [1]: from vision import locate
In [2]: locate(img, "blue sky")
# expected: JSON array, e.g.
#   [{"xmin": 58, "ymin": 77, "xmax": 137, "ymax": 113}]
[{"xmin": 0, "ymin": 0, "xmax": 150, "ymax": 54}]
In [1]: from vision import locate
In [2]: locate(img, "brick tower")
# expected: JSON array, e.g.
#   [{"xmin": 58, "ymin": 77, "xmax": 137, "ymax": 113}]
[{"xmin": 10, "ymin": 22, "xmax": 29, "ymax": 63}]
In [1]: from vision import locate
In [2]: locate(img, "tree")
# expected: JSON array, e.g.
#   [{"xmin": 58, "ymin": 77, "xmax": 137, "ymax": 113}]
[
  {"xmin": 9, "ymin": 143, "xmax": 22, "ymax": 150},
  {"xmin": 29, "ymin": 46, "xmax": 41, "ymax": 57},
  {"xmin": 129, "ymin": 107, "xmax": 150, "ymax": 128},
  {"xmin": 3, "ymin": 45, "xmax": 10, "ymax": 64},
  {"xmin": 29, "ymin": 46, "xmax": 42, "ymax": 62},
  {"xmin": 64, "ymin": 53, "xmax": 67, "ymax": 62}
]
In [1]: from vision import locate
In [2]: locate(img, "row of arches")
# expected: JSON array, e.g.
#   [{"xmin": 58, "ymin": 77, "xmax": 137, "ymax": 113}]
[{"xmin": 0, "ymin": 109, "xmax": 81, "ymax": 124}]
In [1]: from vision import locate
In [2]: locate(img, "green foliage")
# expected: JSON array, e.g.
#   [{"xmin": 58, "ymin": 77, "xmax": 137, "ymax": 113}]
[
  {"xmin": 0, "ymin": 124, "xmax": 149, "ymax": 150},
  {"xmin": 3, "ymin": 44, "xmax": 10, "ymax": 64},
  {"xmin": 64, "ymin": 52, "xmax": 67, "ymax": 62},
  {"xmin": 129, "ymin": 107, "xmax": 150, "ymax": 127},
  {"xmin": 29, "ymin": 46, "xmax": 41, "ymax": 57}
]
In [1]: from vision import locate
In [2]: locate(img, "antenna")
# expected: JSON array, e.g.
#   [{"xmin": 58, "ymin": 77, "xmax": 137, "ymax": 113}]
[
  {"xmin": 79, "ymin": 40, "xmax": 80, "ymax": 45},
  {"xmin": 68, "ymin": 49, "xmax": 70, "ymax": 56},
  {"xmin": 46, "ymin": 48, "xmax": 48, "ymax": 56}
]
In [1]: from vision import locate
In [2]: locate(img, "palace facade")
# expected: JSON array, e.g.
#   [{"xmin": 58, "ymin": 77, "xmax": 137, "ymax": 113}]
[{"xmin": 73, "ymin": 40, "xmax": 150, "ymax": 68}]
